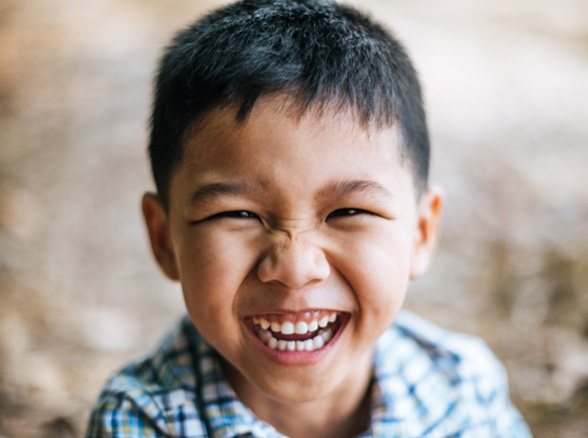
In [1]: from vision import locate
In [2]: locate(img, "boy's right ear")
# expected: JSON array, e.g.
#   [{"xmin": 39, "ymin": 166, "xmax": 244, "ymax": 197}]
[{"xmin": 141, "ymin": 193, "xmax": 180, "ymax": 281}]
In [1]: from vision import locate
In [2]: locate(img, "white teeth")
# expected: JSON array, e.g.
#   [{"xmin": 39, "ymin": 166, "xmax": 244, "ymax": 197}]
[
  {"xmin": 313, "ymin": 335, "xmax": 324, "ymax": 349},
  {"xmin": 254, "ymin": 313, "xmax": 340, "ymax": 333},
  {"xmin": 295, "ymin": 321, "xmax": 309, "ymax": 335},
  {"xmin": 259, "ymin": 330, "xmax": 272, "ymax": 343},
  {"xmin": 259, "ymin": 326, "xmax": 336, "ymax": 352},
  {"xmin": 281, "ymin": 322, "xmax": 294, "ymax": 335},
  {"xmin": 322, "ymin": 328, "xmax": 333, "ymax": 343},
  {"xmin": 254, "ymin": 312, "xmax": 341, "ymax": 350}
]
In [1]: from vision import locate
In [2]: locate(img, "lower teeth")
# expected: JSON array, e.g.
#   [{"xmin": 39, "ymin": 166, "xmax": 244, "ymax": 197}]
[{"xmin": 258, "ymin": 327, "xmax": 333, "ymax": 352}]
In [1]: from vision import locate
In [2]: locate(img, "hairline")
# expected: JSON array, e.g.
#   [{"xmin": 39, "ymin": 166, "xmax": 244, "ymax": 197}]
[{"xmin": 157, "ymin": 91, "xmax": 424, "ymax": 210}]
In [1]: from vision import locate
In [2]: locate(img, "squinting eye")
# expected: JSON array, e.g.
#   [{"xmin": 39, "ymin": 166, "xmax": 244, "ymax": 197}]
[
  {"xmin": 327, "ymin": 208, "xmax": 367, "ymax": 219},
  {"xmin": 210, "ymin": 210, "xmax": 259, "ymax": 220}
]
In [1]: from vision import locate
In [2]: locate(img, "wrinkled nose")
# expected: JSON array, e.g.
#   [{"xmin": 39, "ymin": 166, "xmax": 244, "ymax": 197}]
[{"xmin": 257, "ymin": 234, "xmax": 330, "ymax": 289}]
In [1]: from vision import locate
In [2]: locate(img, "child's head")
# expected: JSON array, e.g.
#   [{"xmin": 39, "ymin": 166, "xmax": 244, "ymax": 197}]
[
  {"xmin": 148, "ymin": 0, "xmax": 430, "ymax": 208},
  {"xmin": 142, "ymin": 0, "xmax": 442, "ymax": 428}
]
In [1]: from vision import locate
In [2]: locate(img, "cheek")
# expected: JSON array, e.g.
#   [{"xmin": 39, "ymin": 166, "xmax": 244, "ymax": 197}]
[
  {"xmin": 332, "ymin": 226, "xmax": 413, "ymax": 319},
  {"xmin": 175, "ymin": 228, "xmax": 261, "ymax": 327}
]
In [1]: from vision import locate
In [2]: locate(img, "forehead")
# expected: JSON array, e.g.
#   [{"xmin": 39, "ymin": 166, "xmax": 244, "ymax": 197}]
[
  {"xmin": 183, "ymin": 95, "xmax": 403, "ymax": 165},
  {"xmin": 169, "ymin": 95, "xmax": 414, "ymax": 203}
]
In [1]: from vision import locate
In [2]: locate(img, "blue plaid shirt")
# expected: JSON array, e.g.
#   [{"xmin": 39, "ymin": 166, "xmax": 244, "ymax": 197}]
[{"xmin": 87, "ymin": 312, "xmax": 531, "ymax": 437}]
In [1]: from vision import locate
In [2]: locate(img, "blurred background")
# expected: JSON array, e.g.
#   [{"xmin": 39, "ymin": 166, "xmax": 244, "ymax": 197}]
[{"xmin": 1, "ymin": 0, "xmax": 587, "ymax": 436}]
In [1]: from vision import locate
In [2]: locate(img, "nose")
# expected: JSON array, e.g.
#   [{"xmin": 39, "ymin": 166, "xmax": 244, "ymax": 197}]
[{"xmin": 257, "ymin": 233, "xmax": 330, "ymax": 289}]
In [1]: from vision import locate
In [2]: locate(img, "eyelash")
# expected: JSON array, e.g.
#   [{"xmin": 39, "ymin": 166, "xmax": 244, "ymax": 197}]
[
  {"xmin": 327, "ymin": 208, "xmax": 369, "ymax": 219},
  {"xmin": 210, "ymin": 210, "xmax": 259, "ymax": 220}
]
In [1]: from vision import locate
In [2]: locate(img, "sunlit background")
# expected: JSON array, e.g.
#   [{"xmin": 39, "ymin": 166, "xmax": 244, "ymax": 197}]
[{"xmin": 1, "ymin": 0, "xmax": 587, "ymax": 436}]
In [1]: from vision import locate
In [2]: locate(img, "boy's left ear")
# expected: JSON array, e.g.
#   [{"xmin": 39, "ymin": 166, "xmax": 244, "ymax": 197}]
[{"xmin": 410, "ymin": 186, "xmax": 443, "ymax": 279}]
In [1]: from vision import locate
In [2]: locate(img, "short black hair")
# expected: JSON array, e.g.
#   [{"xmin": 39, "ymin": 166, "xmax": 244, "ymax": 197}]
[{"xmin": 149, "ymin": 0, "xmax": 429, "ymax": 206}]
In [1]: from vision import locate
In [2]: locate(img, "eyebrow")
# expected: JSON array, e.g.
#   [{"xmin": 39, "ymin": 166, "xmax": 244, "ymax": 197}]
[
  {"xmin": 188, "ymin": 182, "xmax": 262, "ymax": 207},
  {"xmin": 316, "ymin": 179, "xmax": 393, "ymax": 200},
  {"xmin": 187, "ymin": 178, "xmax": 392, "ymax": 208}
]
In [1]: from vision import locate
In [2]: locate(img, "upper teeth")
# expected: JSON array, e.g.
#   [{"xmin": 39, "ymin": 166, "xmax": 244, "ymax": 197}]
[{"xmin": 253, "ymin": 313, "xmax": 338, "ymax": 335}]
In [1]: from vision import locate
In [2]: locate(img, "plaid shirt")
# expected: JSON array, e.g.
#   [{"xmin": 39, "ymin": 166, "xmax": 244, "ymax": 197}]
[{"xmin": 87, "ymin": 312, "xmax": 531, "ymax": 437}]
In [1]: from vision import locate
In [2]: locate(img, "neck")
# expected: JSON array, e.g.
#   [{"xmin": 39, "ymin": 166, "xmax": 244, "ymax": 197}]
[{"xmin": 222, "ymin": 351, "xmax": 374, "ymax": 438}]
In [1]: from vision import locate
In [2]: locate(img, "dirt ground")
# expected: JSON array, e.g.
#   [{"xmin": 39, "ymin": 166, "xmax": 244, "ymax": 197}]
[{"xmin": 1, "ymin": 0, "xmax": 587, "ymax": 436}]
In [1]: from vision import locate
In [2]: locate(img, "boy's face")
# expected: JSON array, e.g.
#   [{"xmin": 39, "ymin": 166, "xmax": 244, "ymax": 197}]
[{"xmin": 143, "ymin": 96, "xmax": 442, "ymax": 407}]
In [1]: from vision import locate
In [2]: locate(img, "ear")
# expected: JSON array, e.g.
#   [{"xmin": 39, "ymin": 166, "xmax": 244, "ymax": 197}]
[
  {"xmin": 141, "ymin": 193, "xmax": 180, "ymax": 281},
  {"xmin": 410, "ymin": 186, "xmax": 444, "ymax": 279}
]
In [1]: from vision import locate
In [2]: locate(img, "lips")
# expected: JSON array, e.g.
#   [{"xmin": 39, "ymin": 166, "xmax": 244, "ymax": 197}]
[{"xmin": 248, "ymin": 310, "xmax": 346, "ymax": 353}]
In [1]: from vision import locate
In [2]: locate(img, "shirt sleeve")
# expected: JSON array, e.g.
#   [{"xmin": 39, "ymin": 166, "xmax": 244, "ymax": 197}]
[
  {"xmin": 489, "ymin": 364, "xmax": 532, "ymax": 437},
  {"xmin": 86, "ymin": 390, "xmax": 168, "ymax": 438},
  {"xmin": 470, "ymin": 340, "xmax": 533, "ymax": 437}
]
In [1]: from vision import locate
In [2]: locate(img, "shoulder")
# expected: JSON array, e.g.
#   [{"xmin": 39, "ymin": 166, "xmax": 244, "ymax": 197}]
[
  {"xmin": 391, "ymin": 311, "xmax": 504, "ymax": 386},
  {"xmin": 87, "ymin": 317, "xmax": 208, "ymax": 437},
  {"xmin": 371, "ymin": 311, "xmax": 531, "ymax": 437}
]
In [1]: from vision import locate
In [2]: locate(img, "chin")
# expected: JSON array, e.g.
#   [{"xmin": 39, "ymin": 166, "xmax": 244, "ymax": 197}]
[{"xmin": 254, "ymin": 375, "xmax": 340, "ymax": 404}]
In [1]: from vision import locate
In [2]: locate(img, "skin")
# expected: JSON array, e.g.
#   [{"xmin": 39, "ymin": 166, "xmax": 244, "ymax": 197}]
[{"xmin": 142, "ymin": 95, "xmax": 443, "ymax": 437}]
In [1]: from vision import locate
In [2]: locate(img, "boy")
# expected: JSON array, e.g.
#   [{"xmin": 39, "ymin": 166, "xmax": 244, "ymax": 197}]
[{"xmin": 88, "ymin": 0, "xmax": 531, "ymax": 436}]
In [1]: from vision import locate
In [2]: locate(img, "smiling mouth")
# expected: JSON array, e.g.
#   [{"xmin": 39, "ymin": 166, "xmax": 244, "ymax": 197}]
[{"xmin": 249, "ymin": 311, "xmax": 346, "ymax": 352}]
